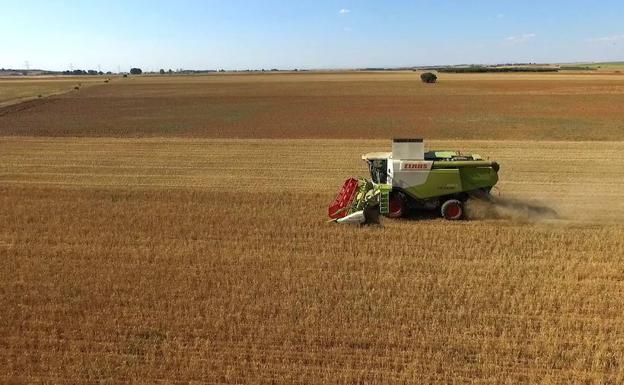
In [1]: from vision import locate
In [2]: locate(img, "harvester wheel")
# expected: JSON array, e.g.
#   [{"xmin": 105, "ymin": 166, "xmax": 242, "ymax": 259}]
[
  {"xmin": 386, "ymin": 194, "xmax": 405, "ymax": 218},
  {"xmin": 363, "ymin": 206, "xmax": 381, "ymax": 225},
  {"xmin": 441, "ymin": 199, "xmax": 463, "ymax": 220}
]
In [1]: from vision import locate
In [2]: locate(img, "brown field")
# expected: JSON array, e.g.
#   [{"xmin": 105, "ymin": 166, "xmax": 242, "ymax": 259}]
[
  {"xmin": 2, "ymin": 137, "xmax": 624, "ymax": 384},
  {"xmin": 2, "ymin": 72, "xmax": 624, "ymax": 140}
]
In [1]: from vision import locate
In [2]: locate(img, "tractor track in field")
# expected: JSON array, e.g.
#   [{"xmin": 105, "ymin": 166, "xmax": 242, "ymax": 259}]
[
  {"xmin": 0, "ymin": 78, "xmax": 112, "ymax": 118},
  {"xmin": 0, "ymin": 96, "xmax": 60, "ymax": 117}
]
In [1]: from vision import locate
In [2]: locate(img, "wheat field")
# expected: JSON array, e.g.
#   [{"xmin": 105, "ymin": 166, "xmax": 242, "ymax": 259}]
[{"xmin": 2, "ymin": 137, "xmax": 624, "ymax": 384}]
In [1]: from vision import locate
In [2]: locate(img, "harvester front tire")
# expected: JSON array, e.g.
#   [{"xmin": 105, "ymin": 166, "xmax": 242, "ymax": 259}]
[
  {"xmin": 441, "ymin": 199, "xmax": 463, "ymax": 220},
  {"xmin": 386, "ymin": 194, "xmax": 405, "ymax": 218},
  {"xmin": 363, "ymin": 206, "xmax": 381, "ymax": 225}
]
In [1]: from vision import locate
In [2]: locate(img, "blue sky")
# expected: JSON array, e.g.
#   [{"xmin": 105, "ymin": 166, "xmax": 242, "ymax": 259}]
[{"xmin": 1, "ymin": 0, "xmax": 623, "ymax": 71}]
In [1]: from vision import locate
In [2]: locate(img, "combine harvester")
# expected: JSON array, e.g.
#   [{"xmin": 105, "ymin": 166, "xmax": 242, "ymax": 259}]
[{"xmin": 328, "ymin": 139, "xmax": 500, "ymax": 224}]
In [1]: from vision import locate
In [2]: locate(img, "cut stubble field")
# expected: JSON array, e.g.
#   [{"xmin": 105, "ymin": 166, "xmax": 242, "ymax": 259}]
[
  {"xmin": 0, "ymin": 76, "xmax": 107, "ymax": 108},
  {"xmin": 1, "ymin": 137, "xmax": 624, "ymax": 384}
]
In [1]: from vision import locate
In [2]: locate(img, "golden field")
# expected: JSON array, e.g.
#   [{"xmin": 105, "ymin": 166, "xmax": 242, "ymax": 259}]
[{"xmin": 1, "ymin": 137, "xmax": 624, "ymax": 384}]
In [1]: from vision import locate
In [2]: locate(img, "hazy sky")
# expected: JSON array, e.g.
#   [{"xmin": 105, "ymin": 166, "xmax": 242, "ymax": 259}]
[{"xmin": 2, "ymin": 0, "xmax": 623, "ymax": 71}]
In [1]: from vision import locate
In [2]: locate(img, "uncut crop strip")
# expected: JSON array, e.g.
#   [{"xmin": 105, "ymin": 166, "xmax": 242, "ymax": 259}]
[{"xmin": 1, "ymin": 137, "xmax": 623, "ymax": 220}]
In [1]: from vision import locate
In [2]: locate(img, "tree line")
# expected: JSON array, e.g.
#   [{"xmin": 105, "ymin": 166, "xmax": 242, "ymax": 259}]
[
  {"xmin": 436, "ymin": 66, "xmax": 559, "ymax": 73},
  {"xmin": 60, "ymin": 68, "xmax": 143, "ymax": 75}
]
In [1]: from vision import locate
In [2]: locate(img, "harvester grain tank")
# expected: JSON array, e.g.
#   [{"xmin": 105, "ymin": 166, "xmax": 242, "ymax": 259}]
[{"xmin": 328, "ymin": 139, "xmax": 500, "ymax": 224}]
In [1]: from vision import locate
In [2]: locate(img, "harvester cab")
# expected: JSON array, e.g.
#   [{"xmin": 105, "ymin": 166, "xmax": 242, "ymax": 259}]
[{"xmin": 328, "ymin": 139, "xmax": 500, "ymax": 224}]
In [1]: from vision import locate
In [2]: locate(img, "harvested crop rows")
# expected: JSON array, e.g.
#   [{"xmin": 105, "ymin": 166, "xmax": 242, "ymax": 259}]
[{"xmin": 1, "ymin": 137, "xmax": 624, "ymax": 384}]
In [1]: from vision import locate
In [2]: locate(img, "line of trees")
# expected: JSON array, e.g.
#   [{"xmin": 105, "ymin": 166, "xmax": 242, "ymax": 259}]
[
  {"xmin": 436, "ymin": 66, "xmax": 559, "ymax": 73},
  {"xmin": 559, "ymin": 66, "xmax": 597, "ymax": 71},
  {"xmin": 61, "ymin": 69, "xmax": 111, "ymax": 75},
  {"xmin": 58, "ymin": 68, "xmax": 144, "ymax": 76}
]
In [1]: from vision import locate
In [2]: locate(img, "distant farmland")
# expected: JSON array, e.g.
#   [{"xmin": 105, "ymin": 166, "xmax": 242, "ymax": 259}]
[{"xmin": 2, "ymin": 72, "xmax": 624, "ymax": 140}]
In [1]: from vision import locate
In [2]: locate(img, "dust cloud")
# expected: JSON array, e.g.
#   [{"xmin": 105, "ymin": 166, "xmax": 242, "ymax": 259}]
[{"xmin": 465, "ymin": 196, "xmax": 560, "ymax": 223}]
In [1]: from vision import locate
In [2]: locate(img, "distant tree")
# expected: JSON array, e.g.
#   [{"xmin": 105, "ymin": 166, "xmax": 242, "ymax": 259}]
[
  {"xmin": 420, "ymin": 72, "xmax": 437, "ymax": 83},
  {"xmin": 87, "ymin": 69, "xmax": 98, "ymax": 75},
  {"xmin": 159, "ymin": 69, "xmax": 165, "ymax": 74},
  {"xmin": 168, "ymin": 69, "xmax": 173, "ymax": 74},
  {"xmin": 130, "ymin": 68, "xmax": 143, "ymax": 75},
  {"xmin": 106, "ymin": 71, "xmax": 112, "ymax": 75}
]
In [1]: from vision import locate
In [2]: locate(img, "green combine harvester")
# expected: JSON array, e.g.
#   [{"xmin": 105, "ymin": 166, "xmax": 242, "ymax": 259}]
[{"xmin": 328, "ymin": 139, "xmax": 500, "ymax": 224}]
